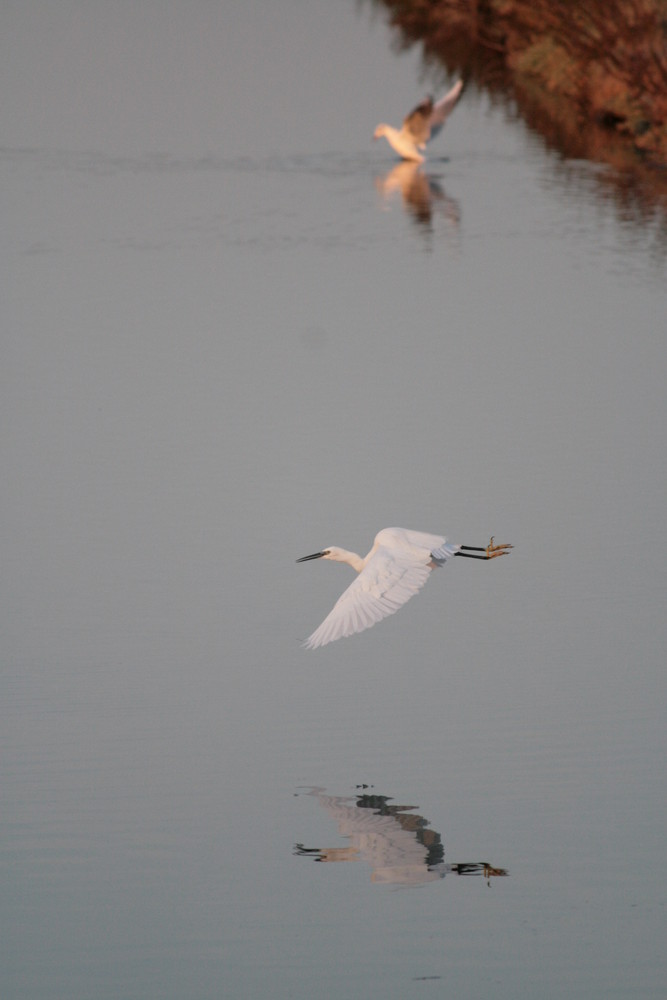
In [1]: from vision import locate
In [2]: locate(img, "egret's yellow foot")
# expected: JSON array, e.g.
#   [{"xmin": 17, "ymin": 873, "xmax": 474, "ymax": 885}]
[{"xmin": 486, "ymin": 537, "xmax": 513, "ymax": 558}]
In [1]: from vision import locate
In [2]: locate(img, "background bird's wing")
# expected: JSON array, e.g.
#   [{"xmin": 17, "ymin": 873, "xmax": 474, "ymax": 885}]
[
  {"xmin": 402, "ymin": 97, "xmax": 434, "ymax": 145},
  {"xmin": 302, "ymin": 546, "xmax": 433, "ymax": 649},
  {"xmin": 427, "ymin": 80, "xmax": 463, "ymax": 141}
]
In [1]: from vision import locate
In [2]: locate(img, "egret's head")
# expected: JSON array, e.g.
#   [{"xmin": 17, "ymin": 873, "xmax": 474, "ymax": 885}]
[
  {"xmin": 296, "ymin": 549, "xmax": 331, "ymax": 563},
  {"xmin": 297, "ymin": 545, "xmax": 364, "ymax": 573},
  {"xmin": 297, "ymin": 547, "xmax": 351, "ymax": 563}
]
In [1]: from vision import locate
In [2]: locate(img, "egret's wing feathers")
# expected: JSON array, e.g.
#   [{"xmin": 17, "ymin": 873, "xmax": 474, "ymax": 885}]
[
  {"xmin": 303, "ymin": 546, "xmax": 434, "ymax": 649},
  {"xmin": 375, "ymin": 527, "xmax": 460, "ymax": 564}
]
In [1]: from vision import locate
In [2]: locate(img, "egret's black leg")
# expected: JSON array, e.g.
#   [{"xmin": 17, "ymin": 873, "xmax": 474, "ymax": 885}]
[{"xmin": 455, "ymin": 537, "xmax": 513, "ymax": 560}]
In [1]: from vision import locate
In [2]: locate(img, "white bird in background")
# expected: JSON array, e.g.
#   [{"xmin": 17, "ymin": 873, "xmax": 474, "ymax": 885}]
[
  {"xmin": 297, "ymin": 527, "xmax": 512, "ymax": 649},
  {"xmin": 373, "ymin": 80, "xmax": 464, "ymax": 162}
]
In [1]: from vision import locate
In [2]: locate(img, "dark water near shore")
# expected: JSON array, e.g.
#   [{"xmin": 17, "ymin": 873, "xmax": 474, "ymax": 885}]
[{"xmin": 2, "ymin": 2, "xmax": 666, "ymax": 998}]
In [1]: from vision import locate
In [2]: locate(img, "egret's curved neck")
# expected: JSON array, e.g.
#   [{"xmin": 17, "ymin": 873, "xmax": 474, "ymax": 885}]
[{"xmin": 328, "ymin": 548, "xmax": 365, "ymax": 573}]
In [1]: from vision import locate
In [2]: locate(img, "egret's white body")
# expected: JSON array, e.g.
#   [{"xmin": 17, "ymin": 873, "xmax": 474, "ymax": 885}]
[
  {"xmin": 297, "ymin": 527, "xmax": 512, "ymax": 649},
  {"xmin": 373, "ymin": 80, "xmax": 464, "ymax": 163}
]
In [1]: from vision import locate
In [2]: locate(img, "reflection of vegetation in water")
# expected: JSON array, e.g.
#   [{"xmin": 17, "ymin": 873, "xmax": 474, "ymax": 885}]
[{"xmin": 366, "ymin": 0, "xmax": 667, "ymax": 212}]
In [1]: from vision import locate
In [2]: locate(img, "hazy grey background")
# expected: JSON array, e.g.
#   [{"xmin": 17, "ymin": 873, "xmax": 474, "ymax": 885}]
[{"xmin": 2, "ymin": 2, "xmax": 666, "ymax": 998}]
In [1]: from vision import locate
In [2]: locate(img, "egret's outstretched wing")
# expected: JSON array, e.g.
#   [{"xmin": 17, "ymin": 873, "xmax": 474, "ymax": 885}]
[
  {"xmin": 374, "ymin": 527, "xmax": 460, "ymax": 565},
  {"xmin": 302, "ymin": 541, "xmax": 456, "ymax": 649}
]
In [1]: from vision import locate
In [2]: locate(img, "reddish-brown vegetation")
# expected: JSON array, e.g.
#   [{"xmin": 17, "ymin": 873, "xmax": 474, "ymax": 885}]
[{"xmin": 370, "ymin": 0, "xmax": 667, "ymax": 202}]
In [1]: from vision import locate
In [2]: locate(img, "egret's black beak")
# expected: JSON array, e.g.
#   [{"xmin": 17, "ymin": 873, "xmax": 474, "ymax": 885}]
[{"xmin": 296, "ymin": 551, "xmax": 327, "ymax": 563}]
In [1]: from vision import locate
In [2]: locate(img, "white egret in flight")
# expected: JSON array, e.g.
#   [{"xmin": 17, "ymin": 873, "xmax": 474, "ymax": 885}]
[
  {"xmin": 373, "ymin": 80, "xmax": 464, "ymax": 163},
  {"xmin": 297, "ymin": 527, "xmax": 512, "ymax": 649}
]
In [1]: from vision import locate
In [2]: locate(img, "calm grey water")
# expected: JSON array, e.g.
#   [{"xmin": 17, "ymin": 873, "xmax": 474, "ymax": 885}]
[{"xmin": 2, "ymin": 2, "xmax": 666, "ymax": 998}]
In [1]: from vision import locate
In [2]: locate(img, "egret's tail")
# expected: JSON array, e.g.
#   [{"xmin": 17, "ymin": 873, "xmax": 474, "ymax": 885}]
[{"xmin": 430, "ymin": 541, "xmax": 461, "ymax": 565}]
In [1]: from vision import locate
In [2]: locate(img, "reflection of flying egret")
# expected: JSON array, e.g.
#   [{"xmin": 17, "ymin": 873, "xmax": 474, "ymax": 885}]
[
  {"xmin": 297, "ymin": 527, "xmax": 512, "ymax": 649},
  {"xmin": 295, "ymin": 788, "xmax": 508, "ymax": 886},
  {"xmin": 373, "ymin": 80, "xmax": 463, "ymax": 162}
]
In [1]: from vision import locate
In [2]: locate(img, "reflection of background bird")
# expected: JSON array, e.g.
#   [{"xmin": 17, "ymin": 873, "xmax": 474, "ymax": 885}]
[
  {"xmin": 297, "ymin": 526, "xmax": 512, "ymax": 648},
  {"xmin": 373, "ymin": 80, "xmax": 464, "ymax": 162},
  {"xmin": 295, "ymin": 788, "xmax": 508, "ymax": 886},
  {"xmin": 375, "ymin": 161, "xmax": 461, "ymax": 232}
]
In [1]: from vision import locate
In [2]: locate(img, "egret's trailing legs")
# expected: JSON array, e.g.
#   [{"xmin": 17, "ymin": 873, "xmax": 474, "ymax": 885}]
[{"xmin": 455, "ymin": 537, "xmax": 513, "ymax": 561}]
